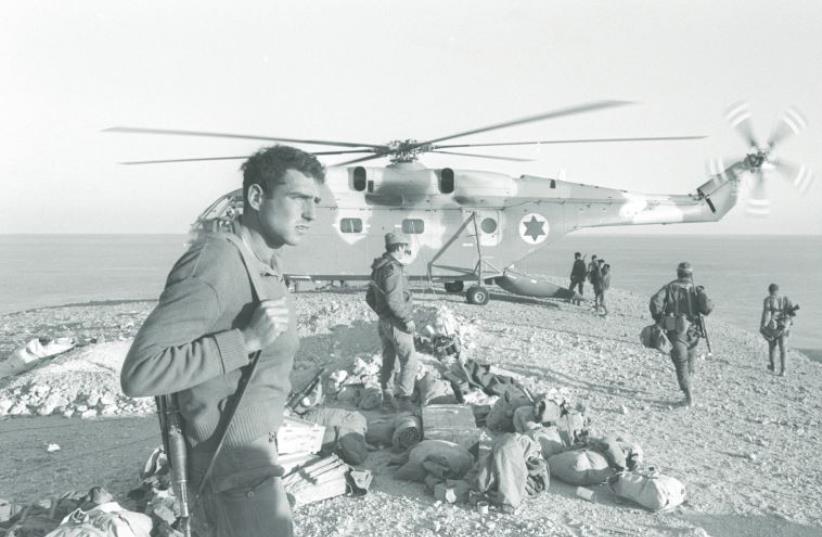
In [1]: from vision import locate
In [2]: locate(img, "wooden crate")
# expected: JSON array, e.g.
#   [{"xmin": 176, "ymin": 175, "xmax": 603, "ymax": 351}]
[
  {"xmin": 277, "ymin": 416, "xmax": 326, "ymax": 455},
  {"xmin": 422, "ymin": 404, "xmax": 481, "ymax": 450},
  {"xmin": 421, "ymin": 404, "xmax": 476, "ymax": 429}
]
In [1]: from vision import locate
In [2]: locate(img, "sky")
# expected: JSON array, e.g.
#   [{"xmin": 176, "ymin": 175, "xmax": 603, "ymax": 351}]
[{"xmin": 1, "ymin": 0, "xmax": 821, "ymax": 235}]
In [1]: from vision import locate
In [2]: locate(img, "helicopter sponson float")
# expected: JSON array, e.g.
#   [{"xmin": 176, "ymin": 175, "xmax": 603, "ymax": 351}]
[{"xmin": 107, "ymin": 100, "xmax": 812, "ymax": 305}]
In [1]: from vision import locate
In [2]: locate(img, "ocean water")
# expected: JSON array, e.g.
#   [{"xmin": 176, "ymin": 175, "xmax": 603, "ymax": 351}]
[{"xmin": 1, "ymin": 234, "xmax": 819, "ymax": 350}]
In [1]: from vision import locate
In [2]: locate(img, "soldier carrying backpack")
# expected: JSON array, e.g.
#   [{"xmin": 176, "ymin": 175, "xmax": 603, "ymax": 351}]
[
  {"xmin": 760, "ymin": 283, "xmax": 799, "ymax": 376},
  {"xmin": 649, "ymin": 262, "xmax": 714, "ymax": 408},
  {"xmin": 366, "ymin": 232, "xmax": 419, "ymax": 413}
]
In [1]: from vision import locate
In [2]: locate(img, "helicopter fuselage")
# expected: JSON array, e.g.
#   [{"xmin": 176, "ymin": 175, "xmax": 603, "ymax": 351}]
[{"xmin": 193, "ymin": 161, "xmax": 740, "ymax": 286}]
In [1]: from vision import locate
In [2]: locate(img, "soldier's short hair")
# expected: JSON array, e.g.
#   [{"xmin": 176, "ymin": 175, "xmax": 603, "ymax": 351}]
[
  {"xmin": 768, "ymin": 283, "xmax": 779, "ymax": 293},
  {"xmin": 242, "ymin": 145, "xmax": 325, "ymax": 200}
]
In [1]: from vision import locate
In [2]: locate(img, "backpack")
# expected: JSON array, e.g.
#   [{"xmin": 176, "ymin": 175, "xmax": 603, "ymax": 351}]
[
  {"xmin": 365, "ymin": 282, "xmax": 378, "ymax": 313},
  {"xmin": 365, "ymin": 268, "xmax": 384, "ymax": 314}
]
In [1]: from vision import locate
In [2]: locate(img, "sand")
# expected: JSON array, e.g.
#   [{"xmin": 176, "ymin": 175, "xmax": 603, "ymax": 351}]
[{"xmin": 1, "ymin": 284, "xmax": 821, "ymax": 537}]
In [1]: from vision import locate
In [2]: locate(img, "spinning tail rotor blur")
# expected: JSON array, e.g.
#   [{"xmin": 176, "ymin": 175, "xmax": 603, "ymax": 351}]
[{"xmin": 720, "ymin": 101, "xmax": 814, "ymax": 217}]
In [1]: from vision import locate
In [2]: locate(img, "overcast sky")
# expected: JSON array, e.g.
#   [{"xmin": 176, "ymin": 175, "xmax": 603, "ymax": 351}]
[{"xmin": 2, "ymin": 0, "xmax": 820, "ymax": 234}]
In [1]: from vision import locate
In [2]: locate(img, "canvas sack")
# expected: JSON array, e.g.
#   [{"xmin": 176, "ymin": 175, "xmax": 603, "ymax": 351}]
[
  {"xmin": 609, "ymin": 470, "xmax": 686, "ymax": 512},
  {"xmin": 640, "ymin": 324, "xmax": 671, "ymax": 355},
  {"xmin": 548, "ymin": 449, "xmax": 613, "ymax": 485}
]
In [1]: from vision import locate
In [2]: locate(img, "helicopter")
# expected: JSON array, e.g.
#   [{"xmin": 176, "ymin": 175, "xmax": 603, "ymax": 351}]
[{"xmin": 107, "ymin": 100, "xmax": 812, "ymax": 305}]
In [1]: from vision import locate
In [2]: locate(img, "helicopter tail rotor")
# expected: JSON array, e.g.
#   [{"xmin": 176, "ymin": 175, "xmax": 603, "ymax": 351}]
[
  {"xmin": 721, "ymin": 102, "xmax": 813, "ymax": 217},
  {"xmin": 725, "ymin": 101, "xmax": 758, "ymax": 149}
]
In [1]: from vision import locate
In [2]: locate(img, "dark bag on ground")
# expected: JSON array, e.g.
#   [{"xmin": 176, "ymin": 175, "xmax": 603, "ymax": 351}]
[{"xmin": 640, "ymin": 324, "xmax": 671, "ymax": 354}]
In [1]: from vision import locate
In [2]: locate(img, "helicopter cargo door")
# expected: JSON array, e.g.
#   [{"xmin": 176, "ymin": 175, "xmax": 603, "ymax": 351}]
[{"xmin": 475, "ymin": 210, "xmax": 503, "ymax": 247}]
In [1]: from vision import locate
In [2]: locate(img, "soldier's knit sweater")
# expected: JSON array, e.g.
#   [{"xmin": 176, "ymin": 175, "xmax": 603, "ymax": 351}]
[{"xmin": 120, "ymin": 232, "xmax": 298, "ymax": 478}]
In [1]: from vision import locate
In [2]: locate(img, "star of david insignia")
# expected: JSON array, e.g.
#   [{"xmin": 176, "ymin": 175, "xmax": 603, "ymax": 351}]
[{"xmin": 519, "ymin": 213, "xmax": 549, "ymax": 245}]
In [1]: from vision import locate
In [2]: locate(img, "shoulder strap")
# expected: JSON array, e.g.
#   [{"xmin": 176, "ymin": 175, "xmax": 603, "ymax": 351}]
[{"xmin": 195, "ymin": 232, "xmax": 268, "ymax": 500}]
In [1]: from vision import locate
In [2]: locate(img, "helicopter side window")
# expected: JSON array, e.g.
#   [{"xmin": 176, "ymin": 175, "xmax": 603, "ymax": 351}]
[
  {"xmin": 402, "ymin": 218, "xmax": 425, "ymax": 234},
  {"xmin": 340, "ymin": 218, "xmax": 363, "ymax": 233},
  {"xmin": 480, "ymin": 217, "xmax": 497, "ymax": 234}
]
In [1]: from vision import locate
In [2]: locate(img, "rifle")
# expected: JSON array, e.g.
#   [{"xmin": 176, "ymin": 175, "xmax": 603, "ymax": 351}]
[
  {"xmin": 287, "ymin": 367, "xmax": 326, "ymax": 410},
  {"xmin": 156, "ymin": 394, "xmax": 192, "ymax": 537},
  {"xmin": 690, "ymin": 275, "xmax": 712, "ymax": 357}
]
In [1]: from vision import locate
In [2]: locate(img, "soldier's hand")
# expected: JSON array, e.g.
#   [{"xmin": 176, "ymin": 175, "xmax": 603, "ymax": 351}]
[
  {"xmin": 241, "ymin": 298, "xmax": 290, "ymax": 353},
  {"xmin": 404, "ymin": 320, "xmax": 416, "ymax": 334}
]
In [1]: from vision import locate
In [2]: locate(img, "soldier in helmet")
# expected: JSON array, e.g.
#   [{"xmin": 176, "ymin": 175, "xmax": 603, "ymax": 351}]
[
  {"xmin": 649, "ymin": 262, "xmax": 714, "ymax": 407},
  {"xmin": 367, "ymin": 232, "xmax": 418, "ymax": 413}
]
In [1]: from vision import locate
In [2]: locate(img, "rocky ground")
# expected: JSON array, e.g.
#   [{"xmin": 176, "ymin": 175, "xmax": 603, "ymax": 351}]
[{"xmin": 1, "ymin": 284, "xmax": 821, "ymax": 537}]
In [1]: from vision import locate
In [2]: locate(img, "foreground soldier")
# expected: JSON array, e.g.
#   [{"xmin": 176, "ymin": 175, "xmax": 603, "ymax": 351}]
[
  {"xmin": 121, "ymin": 146, "xmax": 324, "ymax": 537},
  {"xmin": 368, "ymin": 232, "xmax": 418, "ymax": 413},
  {"xmin": 760, "ymin": 283, "xmax": 798, "ymax": 376},
  {"xmin": 649, "ymin": 262, "xmax": 713, "ymax": 407}
]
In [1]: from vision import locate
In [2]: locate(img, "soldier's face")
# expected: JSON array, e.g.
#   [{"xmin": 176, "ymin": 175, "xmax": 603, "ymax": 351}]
[{"xmin": 252, "ymin": 169, "xmax": 321, "ymax": 248}]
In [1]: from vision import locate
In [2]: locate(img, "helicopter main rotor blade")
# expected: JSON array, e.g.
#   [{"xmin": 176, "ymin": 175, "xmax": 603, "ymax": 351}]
[
  {"xmin": 725, "ymin": 101, "xmax": 759, "ymax": 148},
  {"xmin": 120, "ymin": 149, "xmax": 376, "ymax": 166},
  {"xmin": 433, "ymin": 135, "xmax": 706, "ymax": 149},
  {"xmin": 331, "ymin": 152, "xmax": 391, "ymax": 167},
  {"xmin": 413, "ymin": 100, "xmax": 634, "ymax": 148},
  {"xmin": 431, "ymin": 150, "xmax": 533, "ymax": 162},
  {"xmin": 104, "ymin": 126, "xmax": 387, "ymax": 150},
  {"xmin": 766, "ymin": 106, "xmax": 807, "ymax": 148}
]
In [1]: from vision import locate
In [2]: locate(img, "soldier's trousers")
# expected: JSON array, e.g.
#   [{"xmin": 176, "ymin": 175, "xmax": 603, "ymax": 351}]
[
  {"xmin": 569, "ymin": 277, "xmax": 584, "ymax": 296},
  {"xmin": 193, "ymin": 433, "xmax": 292, "ymax": 537},
  {"xmin": 669, "ymin": 336, "xmax": 697, "ymax": 396},
  {"xmin": 378, "ymin": 318, "xmax": 418, "ymax": 397}
]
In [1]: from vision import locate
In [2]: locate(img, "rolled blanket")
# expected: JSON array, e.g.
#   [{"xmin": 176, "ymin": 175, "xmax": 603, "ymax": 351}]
[{"xmin": 392, "ymin": 415, "xmax": 423, "ymax": 450}]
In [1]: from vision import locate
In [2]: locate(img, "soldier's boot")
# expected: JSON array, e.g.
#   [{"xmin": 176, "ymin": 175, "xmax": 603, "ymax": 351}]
[
  {"xmin": 683, "ymin": 389, "xmax": 694, "ymax": 408},
  {"xmin": 382, "ymin": 391, "xmax": 397, "ymax": 413},
  {"xmin": 767, "ymin": 361, "xmax": 774, "ymax": 372}
]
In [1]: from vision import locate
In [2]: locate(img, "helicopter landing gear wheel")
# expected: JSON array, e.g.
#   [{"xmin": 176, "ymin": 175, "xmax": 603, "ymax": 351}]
[
  {"xmin": 444, "ymin": 281, "xmax": 465, "ymax": 293},
  {"xmin": 466, "ymin": 286, "xmax": 490, "ymax": 305}
]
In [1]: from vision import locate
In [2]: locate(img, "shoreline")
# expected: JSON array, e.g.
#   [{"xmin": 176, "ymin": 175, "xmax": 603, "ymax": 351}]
[{"xmin": 2, "ymin": 294, "xmax": 822, "ymax": 366}]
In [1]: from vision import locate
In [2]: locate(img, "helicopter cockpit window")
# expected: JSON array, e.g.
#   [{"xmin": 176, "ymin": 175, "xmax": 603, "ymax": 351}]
[
  {"xmin": 352, "ymin": 167, "xmax": 367, "ymax": 192},
  {"xmin": 402, "ymin": 218, "xmax": 425, "ymax": 234},
  {"xmin": 480, "ymin": 217, "xmax": 497, "ymax": 234},
  {"xmin": 439, "ymin": 168, "xmax": 455, "ymax": 194},
  {"xmin": 340, "ymin": 218, "xmax": 363, "ymax": 233}
]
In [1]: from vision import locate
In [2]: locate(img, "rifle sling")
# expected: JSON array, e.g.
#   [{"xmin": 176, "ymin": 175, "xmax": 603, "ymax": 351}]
[{"xmin": 194, "ymin": 232, "xmax": 272, "ymax": 500}]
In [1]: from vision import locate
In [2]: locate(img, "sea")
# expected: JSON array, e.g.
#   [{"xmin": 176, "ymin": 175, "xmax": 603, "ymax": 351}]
[{"xmin": 0, "ymin": 234, "xmax": 819, "ymax": 352}]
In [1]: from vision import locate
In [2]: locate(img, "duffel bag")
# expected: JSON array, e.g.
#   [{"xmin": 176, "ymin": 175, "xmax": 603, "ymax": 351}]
[
  {"xmin": 609, "ymin": 469, "xmax": 685, "ymax": 512},
  {"xmin": 548, "ymin": 449, "xmax": 613, "ymax": 485}
]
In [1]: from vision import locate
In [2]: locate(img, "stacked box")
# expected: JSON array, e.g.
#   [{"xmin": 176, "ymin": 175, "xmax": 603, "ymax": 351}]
[{"xmin": 422, "ymin": 404, "xmax": 482, "ymax": 451}]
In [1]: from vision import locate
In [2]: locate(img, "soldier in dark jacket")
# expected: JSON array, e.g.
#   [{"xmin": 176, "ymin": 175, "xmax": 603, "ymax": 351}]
[
  {"xmin": 369, "ymin": 232, "xmax": 418, "ymax": 412},
  {"xmin": 649, "ymin": 262, "xmax": 713, "ymax": 407},
  {"xmin": 568, "ymin": 252, "xmax": 587, "ymax": 299}
]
